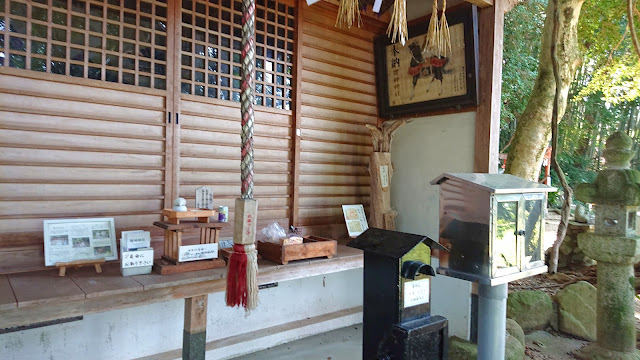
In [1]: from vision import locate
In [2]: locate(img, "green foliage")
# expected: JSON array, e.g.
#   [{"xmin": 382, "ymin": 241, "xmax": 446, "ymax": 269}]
[
  {"xmin": 579, "ymin": 58, "xmax": 640, "ymax": 104},
  {"xmin": 500, "ymin": 0, "xmax": 547, "ymax": 151},
  {"xmin": 553, "ymin": 152, "xmax": 597, "ymax": 187},
  {"xmin": 501, "ymin": 0, "xmax": 640, "ymax": 203}
]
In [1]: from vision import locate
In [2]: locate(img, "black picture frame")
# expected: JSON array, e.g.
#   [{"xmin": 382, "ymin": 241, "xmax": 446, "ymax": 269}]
[{"xmin": 374, "ymin": 5, "xmax": 478, "ymax": 119}]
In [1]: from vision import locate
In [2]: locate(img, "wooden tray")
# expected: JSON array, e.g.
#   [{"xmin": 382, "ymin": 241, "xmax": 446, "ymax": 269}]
[{"xmin": 258, "ymin": 236, "xmax": 337, "ymax": 265}]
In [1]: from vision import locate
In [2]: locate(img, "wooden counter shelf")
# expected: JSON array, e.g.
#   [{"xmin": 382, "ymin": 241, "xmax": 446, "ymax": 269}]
[{"xmin": 0, "ymin": 244, "xmax": 363, "ymax": 329}]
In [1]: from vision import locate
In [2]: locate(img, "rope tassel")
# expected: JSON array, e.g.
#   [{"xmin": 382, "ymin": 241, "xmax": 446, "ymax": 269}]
[
  {"xmin": 226, "ymin": 0, "xmax": 259, "ymax": 312},
  {"xmin": 226, "ymin": 244, "xmax": 258, "ymax": 310}
]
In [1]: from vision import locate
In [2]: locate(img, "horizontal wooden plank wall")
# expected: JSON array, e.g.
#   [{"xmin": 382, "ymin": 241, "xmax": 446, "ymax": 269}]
[
  {"xmin": 296, "ymin": 1, "xmax": 385, "ymax": 235},
  {"xmin": 0, "ymin": 68, "xmax": 167, "ymax": 273},
  {"xmin": 179, "ymin": 95, "xmax": 292, "ymax": 238}
]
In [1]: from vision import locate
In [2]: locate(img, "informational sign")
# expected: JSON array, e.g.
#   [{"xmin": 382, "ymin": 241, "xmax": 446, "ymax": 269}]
[
  {"xmin": 403, "ymin": 278, "xmax": 430, "ymax": 308},
  {"xmin": 43, "ymin": 218, "xmax": 118, "ymax": 266},
  {"xmin": 121, "ymin": 230, "xmax": 151, "ymax": 251},
  {"xmin": 195, "ymin": 186, "xmax": 214, "ymax": 210},
  {"xmin": 179, "ymin": 243, "xmax": 218, "ymax": 262},
  {"xmin": 121, "ymin": 248, "xmax": 154, "ymax": 268},
  {"xmin": 379, "ymin": 165, "xmax": 389, "ymax": 188},
  {"xmin": 342, "ymin": 204, "xmax": 369, "ymax": 237}
]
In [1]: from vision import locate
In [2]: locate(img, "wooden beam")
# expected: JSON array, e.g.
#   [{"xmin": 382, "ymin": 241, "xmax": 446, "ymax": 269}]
[
  {"xmin": 474, "ymin": 0, "xmax": 504, "ymax": 174},
  {"xmin": 465, "ymin": 0, "xmax": 494, "ymax": 8},
  {"xmin": 183, "ymin": 295, "xmax": 208, "ymax": 360}
]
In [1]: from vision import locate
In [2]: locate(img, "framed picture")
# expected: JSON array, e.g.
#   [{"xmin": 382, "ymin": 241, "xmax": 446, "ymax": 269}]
[
  {"xmin": 43, "ymin": 217, "xmax": 118, "ymax": 266},
  {"xmin": 375, "ymin": 5, "xmax": 478, "ymax": 118}
]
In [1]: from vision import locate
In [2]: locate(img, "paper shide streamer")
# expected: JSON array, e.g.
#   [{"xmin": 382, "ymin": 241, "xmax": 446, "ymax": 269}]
[{"xmin": 423, "ymin": 0, "xmax": 451, "ymax": 58}]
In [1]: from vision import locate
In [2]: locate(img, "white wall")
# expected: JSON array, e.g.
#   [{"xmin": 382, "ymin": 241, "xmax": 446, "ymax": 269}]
[
  {"xmin": 0, "ymin": 269, "xmax": 363, "ymax": 360},
  {"xmin": 391, "ymin": 111, "xmax": 476, "ymax": 339}
]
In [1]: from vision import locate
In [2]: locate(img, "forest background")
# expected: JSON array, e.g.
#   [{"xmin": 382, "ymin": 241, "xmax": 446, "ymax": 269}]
[{"xmin": 501, "ymin": 0, "xmax": 640, "ymax": 208}]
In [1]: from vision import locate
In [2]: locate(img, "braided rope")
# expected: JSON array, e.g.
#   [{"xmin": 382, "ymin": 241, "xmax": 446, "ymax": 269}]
[{"xmin": 240, "ymin": 0, "xmax": 255, "ymax": 200}]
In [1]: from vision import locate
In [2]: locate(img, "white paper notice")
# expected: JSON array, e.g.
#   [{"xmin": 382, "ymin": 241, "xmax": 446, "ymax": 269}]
[
  {"xmin": 341, "ymin": 204, "xmax": 369, "ymax": 237},
  {"xmin": 379, "ymin": 165, "xmax": 389, "ymax": 188},
  {"xmin": 43, "ymin": 217, "xmax": 118, "ymax": 266},
  {"xmin": 404, "ymin": 278, "xmax": 430, "ymax": 308},
  {"xmin": 179, "ymin": 243, "xmax": 218, "ymax": 262},
  {"xmin": 121, "ymin": 230, "xmax": 151, "ymax": 251},
  {"xmin": 195, "ymin": 186, "xmax": 214, "ymax": 210},
  {"xmin": 121, "ymin": 249, "xmax": 154, "ymax": 268}
]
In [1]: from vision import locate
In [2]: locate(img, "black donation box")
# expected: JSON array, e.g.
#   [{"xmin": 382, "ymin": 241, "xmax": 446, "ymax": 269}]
[{"xmin": 348, "ymin": 228, "xmax": 449, "ymax": 360}]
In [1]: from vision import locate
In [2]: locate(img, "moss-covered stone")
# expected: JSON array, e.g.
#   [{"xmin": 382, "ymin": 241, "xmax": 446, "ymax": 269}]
[
  {"xmin": 448, "ymin": 336, "xmax": 477, "ymax": 360},
  {"xmin": 506, "ymin": 318, "xmax": 525, "ymax": 349},
  {"xmin": 448, "ymin": 325, "xmax": 525, "ymax": 360},
  {"xmin": 507, "ymin": 290, "xmax": 554, "ymax": 332},
  {"xmin": 555, "ymin": 281, "xmax": 597, "ymax": 341}
]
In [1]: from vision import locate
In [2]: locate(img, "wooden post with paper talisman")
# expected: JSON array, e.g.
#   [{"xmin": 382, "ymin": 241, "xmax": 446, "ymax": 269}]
[{"xmin": 366, "ymin": 120, "xmax": 404, "ymax": 230}]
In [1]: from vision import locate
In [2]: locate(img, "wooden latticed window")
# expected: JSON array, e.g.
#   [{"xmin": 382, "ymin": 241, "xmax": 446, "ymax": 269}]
[
  {"xmin": 0, "ymin": 0, "xmax": 169, "ymax": 89},
  {"xmin": 180, "ymin": 0, "xmax": 294, "ymax": 109}
]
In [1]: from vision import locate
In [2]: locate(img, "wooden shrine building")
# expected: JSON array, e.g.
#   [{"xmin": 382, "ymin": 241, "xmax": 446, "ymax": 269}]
[{"xmin": 0, "ymin": 0, "xmax": 504, "ymax": 357}]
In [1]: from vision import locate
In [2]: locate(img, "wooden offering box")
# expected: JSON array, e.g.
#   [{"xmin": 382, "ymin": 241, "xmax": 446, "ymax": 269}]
[{"xmin": 258, "ymin": 236, "xmax": 337, "ymax": 265}]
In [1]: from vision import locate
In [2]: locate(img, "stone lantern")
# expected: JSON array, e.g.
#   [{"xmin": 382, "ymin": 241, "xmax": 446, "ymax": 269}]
[{"xmin": 575, "ymin": 131, "xmax": 640, "ymax": 359}]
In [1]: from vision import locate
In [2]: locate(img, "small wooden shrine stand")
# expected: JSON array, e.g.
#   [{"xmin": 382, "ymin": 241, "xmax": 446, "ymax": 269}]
[{"xmin": 153, "ymin": 209, "xmax": 226, "ymax": 275}]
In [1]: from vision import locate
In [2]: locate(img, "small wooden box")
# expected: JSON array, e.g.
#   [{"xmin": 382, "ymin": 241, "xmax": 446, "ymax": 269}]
[{"xmin": 258, "ymin": 236, "xmax": 337, "ymax": 265}]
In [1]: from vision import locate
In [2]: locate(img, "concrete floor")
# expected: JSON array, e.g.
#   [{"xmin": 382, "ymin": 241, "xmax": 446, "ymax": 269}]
[
  {"xmin": 230, "ymin": 325, "xmax": 362, "ymax": 360},
  {"xmin": 230, "ymin": 324, "xmax": 591, "ymax": 360}
]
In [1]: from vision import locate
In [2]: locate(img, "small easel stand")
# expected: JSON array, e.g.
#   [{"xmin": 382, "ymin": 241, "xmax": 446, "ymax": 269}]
[
  {"xmin": 152, "ymin": 209, "xmax": 226, "ymax": 275},
  {"xmin": 56, "ymin": 258, "xmax": 105, "ymax": 277}
]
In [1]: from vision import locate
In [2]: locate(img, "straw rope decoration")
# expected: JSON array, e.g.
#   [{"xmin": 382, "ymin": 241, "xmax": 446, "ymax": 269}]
[
  {"xmin": 240, "ymin": 0, "xmax": 255, "ymax": 200},
  {"xmin": 386, "ymin": 0, "xmax": 408, "ymax": 45},
  {"xmin": 438, "ymin": 0, "xmax": 451, "ymax": 58},
  {"xmin": 422, "ymin": 0, "xmax": 439, "ymax": 53},
  {"xmin": 336, "ymin": 0, "xmax": 361, "ymax": 28},
  {"xmin": 422, "ymin": 0, "xmax": 451, "ymax": 58}
]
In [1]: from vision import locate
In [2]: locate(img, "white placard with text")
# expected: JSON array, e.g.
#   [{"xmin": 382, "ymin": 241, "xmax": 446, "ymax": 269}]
[
  {"xmin": 404, "ymin": 278, "xmax": 430, "ymax": 308},
  {"xmin": 379, "ymin": 165, "xmax": 389, "ymax": 188},
  {"xmin": 179, "ymin": 243, "xmax": 218, "ymax": 262},
  {"xmin": 121, "ymin": 230, "xmax": 151, "ymax": 251},
  {"xmin": 121, "ymin": 248, "xmax": 154, "ymax": 268},
  {"xmin": 341, "ymin": 204, "xmax": 369, "ymax": 237}
]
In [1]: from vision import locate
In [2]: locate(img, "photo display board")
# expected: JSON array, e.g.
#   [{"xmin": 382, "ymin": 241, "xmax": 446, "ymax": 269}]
[
  {"xmin": 43, "ymin": 218, "xmax": 118, "ymax": 266},
  {"xmin": 342, "ymin": 204, "xmax": 369, "ymax": 237}
]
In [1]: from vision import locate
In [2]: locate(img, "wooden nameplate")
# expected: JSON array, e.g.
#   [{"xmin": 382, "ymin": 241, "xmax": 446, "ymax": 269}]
[
  {"xmin": 153, "ymin": 258, "xmax": 226, "ymax": 275},
  {"xmin": 56, "ymin": 258, "xmax": 105, "ymax": 277}
]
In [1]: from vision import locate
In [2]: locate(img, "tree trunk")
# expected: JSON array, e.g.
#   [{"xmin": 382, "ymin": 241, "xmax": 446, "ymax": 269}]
[{"xmin": 505, "ymin": 0, "xmax": 584, "ymax": 181}]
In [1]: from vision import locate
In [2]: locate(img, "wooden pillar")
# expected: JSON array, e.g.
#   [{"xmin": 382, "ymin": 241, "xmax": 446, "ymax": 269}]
[
  {"xmin": 474, "ymin": 0, "xmax": 504, "ymax": 174},
  {"xmin": 183, "ymin": 295, "xmax": 208, "ymax": 360},
  {"xmin": 289, "ymin": 1, "xmax": 305, "ymax": 228}
]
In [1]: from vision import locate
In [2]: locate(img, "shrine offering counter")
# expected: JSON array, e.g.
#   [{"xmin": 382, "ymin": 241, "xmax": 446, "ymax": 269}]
[{"xmin": 0, "ymin": 243, "xmax": 363, "ymax": 330}]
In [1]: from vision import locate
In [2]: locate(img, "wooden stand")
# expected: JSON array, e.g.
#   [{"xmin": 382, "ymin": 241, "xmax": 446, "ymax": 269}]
[
  {"xmin": 153, "ymin": 209, "xmax": 226, "ymax": 275},
  {"xmin": 56, "ymin": 258, "xmax": 105, "ymax": 277}
]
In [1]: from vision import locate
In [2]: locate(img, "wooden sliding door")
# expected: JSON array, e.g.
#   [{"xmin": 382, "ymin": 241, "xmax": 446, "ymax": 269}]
[
  {"xmin": 0, "ymin": 0, "xmax": 172, "ymax": 272},
  {"xmin": 176, "ymin": 0, "xmax": 295, "ymax": 235}
]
